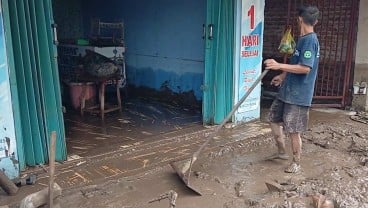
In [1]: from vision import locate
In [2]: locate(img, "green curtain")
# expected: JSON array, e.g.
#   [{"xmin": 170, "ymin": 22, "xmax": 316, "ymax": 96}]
[{"xmin": 203, "ymin": 0, "xmax": 234, "ymax": 124}]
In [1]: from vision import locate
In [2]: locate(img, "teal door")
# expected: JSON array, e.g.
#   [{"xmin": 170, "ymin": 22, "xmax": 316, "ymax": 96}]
[
  {"xmin": 2, "ymin": 0, "xmax": 66, "ymax": 169},
  {"xmin": 203, "ymin": 0, "xmax": 235, "ymax": 125}
]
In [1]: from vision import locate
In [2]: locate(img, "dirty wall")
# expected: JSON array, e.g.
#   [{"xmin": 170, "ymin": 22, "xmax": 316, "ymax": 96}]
[
  {"xmin": 0, "ymin": 2, "xmax": 19, "ymax": 179},
  {"xmin": 353, "ymin": 0, "xmax": 368, "ymax": 111},
  {"xmin": 81, "ymin": 0, "xmax": 206, "ymax": 102}
]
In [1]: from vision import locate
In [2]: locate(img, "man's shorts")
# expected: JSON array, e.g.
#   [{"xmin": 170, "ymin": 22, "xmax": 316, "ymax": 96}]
[{"xmin": 268, "ymin": 99, "xmax": 310, "ymax": 133}]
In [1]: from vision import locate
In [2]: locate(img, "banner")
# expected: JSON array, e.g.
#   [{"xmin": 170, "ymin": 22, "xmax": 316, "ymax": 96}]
[{"xmin": 234, "ymin": 0, "xmax": 265, "ymax": 123}]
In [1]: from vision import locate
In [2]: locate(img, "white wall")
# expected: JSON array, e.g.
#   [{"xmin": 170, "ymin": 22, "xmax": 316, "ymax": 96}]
[
  {"xmin": 353, "ymin": 0, "xmax": 368, "ymax": 111},
  {"xmin": 355, "ymin": 0, "xmax": 368, "ymax": 64}
]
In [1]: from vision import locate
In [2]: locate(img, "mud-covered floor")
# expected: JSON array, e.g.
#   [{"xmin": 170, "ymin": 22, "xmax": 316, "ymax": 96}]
[
  {"xmin": 1, "ymin": 108, "xmax": 367, "ymax": 208},
  {"xmin": 61, "ymin": 109, "xmax": 367, "ymax": 208},
  {"xmin": 65, "ymin": 98, "xmax": 202, "ymax": 157}
]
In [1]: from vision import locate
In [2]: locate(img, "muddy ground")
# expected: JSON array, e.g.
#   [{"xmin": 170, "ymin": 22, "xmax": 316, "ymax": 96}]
[
  {"xmin": 1, "ymin": 109, "xmax": 367, "ymax": 208},
  {"xmin": 61, "ymin": 110, "xmax": 367, "ymax": 208}
]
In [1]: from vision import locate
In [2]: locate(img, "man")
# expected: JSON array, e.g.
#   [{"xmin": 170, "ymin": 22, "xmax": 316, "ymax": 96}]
[{"xmin": 264, "ymin": 5, "xmax": 320, "ymax": 173}]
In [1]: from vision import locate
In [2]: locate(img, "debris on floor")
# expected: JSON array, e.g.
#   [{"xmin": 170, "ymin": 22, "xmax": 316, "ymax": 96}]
[
  {"xmin": 20, "ymin": 183, "xmax": 62, "ymax": 208},
  {"xmin": 234, "ymin": 180, "xmax": 247, "ymax": 197},
  {"xmin": 80, "ymin": 185, "xmax": 101, "ymax": 199},
  {"xmin": 0, "ymin": 171, "xmax": 18, "ymax": 195},
  {"xmin": 311, "ymin": 194, "xmax": 334, "ymax": 208},
  {"xmin": 194, "ymin": 171, "xmax": 210, "ymax": 180},
  {"xmin": 15, "ymin": 175, "xmax": 37, "ymax": 187},
  {"xmin": 265, "ymin": 180, "xmax": 285, "ymax": 192},
  {"xmin": 350, "ymin": 111, "xmax": 368, "ymax": 124},
  {"xmin": 264, "ymin": 180, "xmax": 298, "ymax": 199},
  {"xmin": 149, "ymin": 190, "xmax": 178, "ymax": 208}
]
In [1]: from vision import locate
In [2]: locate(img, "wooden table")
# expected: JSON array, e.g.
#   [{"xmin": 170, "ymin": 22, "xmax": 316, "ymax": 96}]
[{"xmin": 79, "ymin": 75, "xmax": 122, "ymax": 120}]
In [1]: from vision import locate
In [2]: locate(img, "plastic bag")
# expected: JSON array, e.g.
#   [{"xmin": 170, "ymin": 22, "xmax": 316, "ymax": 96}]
[{"xmin": 278, "ymin": 28, "xmax": 296, "ymax": 55}]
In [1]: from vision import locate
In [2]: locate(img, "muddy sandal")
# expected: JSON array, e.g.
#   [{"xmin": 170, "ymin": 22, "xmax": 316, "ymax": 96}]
[
  {"xmin": 265, "ymin": 153, "xmax": 289, "ymax": 161},
  {"xmin": 284, "ymin": 162, "xmax": 301, "ymax": 173}
]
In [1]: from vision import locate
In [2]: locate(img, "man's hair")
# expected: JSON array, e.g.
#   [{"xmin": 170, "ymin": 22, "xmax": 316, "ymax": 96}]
[{"xmin": 298, "ymin": 5, "xmax": 320, "ymax": 26}]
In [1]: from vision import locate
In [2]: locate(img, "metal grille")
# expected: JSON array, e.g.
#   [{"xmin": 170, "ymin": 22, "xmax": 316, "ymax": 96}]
[
  {"xmin": 295, "ymin": 0, "xmax": 359, "ymax": 107},
  {"xmin": 263, "ymin": 0, "xmax": 360, "ymax": 108}
]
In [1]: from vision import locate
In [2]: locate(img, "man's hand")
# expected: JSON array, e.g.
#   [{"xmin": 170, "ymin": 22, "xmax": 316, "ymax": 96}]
[
  {"xmin": 271, "ymin": 75, "xmax": 284, "ymax": 87},
  {"xmin": 264, "ymin": 59, "xmax": 281, "ymax": 71}
]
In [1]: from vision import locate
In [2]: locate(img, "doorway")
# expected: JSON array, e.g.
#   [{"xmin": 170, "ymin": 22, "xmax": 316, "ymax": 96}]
[
  {"xmin": 53, "ymin": 0, "xmax": 209, "ymax": 158},
  {"xmin": 2, "ymin": 0, "xmax": 237, "ymax": 169}
]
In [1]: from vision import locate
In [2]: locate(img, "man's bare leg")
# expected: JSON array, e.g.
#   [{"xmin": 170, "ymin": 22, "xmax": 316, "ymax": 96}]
[
  {"xmin": 285, "ymin": 132, "xmax": 302, "ymax": 173},
  {"xmin": 290, "ymin": 132, "xmax": 302, "ymax": 162},
  {"xmin": 267, "ymin": 123, "xmax": 289, "ymax": 160}
]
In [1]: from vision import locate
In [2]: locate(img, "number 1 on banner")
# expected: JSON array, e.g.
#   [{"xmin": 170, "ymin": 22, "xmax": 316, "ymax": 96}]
[{"xmin": 248, "ymin": 5, "xmax": 255, "ymax": 29}]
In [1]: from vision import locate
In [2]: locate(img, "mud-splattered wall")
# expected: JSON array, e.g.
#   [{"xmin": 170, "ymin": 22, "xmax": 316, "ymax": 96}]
[
  {"xmin": 81, "ymin": 0, "xmax": 206, "ymax": 101},
  {"xmin": 0, "ymin": 3, "xmax": 19, "ymax": 179}
]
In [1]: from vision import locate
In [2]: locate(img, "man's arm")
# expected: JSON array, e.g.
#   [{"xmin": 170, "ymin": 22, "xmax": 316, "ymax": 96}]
[
  {"xmin": 278, "ymin": 63, "xmax": 310, "ymax": 74},
  {"xmin": 264, "ymin": 59, "xmax": 310, "ymax": 74}
]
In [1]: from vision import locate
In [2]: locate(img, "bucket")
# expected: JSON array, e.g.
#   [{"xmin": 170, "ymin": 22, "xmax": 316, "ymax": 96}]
[
  {"xmin": 360, "ymin": 82, "xmax": 367, "ymax": 95},
  {"xmin": 353, "ymin": 83, "xmax": 360, "ymax": 95},
  {"xmin": 68, "ymin": 82, "xmax": 96, "ymax": 109}
]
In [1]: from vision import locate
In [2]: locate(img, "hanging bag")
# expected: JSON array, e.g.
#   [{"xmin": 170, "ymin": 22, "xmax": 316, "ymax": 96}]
[{"xmin": 278, "ymin": 28, "xmax": 296, "ymax": 55}]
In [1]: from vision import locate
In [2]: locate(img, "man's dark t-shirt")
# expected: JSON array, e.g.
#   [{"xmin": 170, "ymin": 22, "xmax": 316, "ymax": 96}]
[{"xmin": 278, "ymin": 32, "xmax": 320, "ymax": 107}]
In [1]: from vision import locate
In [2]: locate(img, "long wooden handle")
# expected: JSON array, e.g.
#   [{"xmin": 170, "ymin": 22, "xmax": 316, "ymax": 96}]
[
  {"xmin": 192, "ymin": 69, "xmax": 269, "ymax": 160},
  {"xmin": 49, "ymin": 131, "xmax": 57, "ymax": 208}
]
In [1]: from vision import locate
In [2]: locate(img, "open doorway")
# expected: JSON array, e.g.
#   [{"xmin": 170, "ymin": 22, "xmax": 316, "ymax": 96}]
[{"xmin": 53, "ymin": 0, "xmax": 206, "ymax": 157}]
